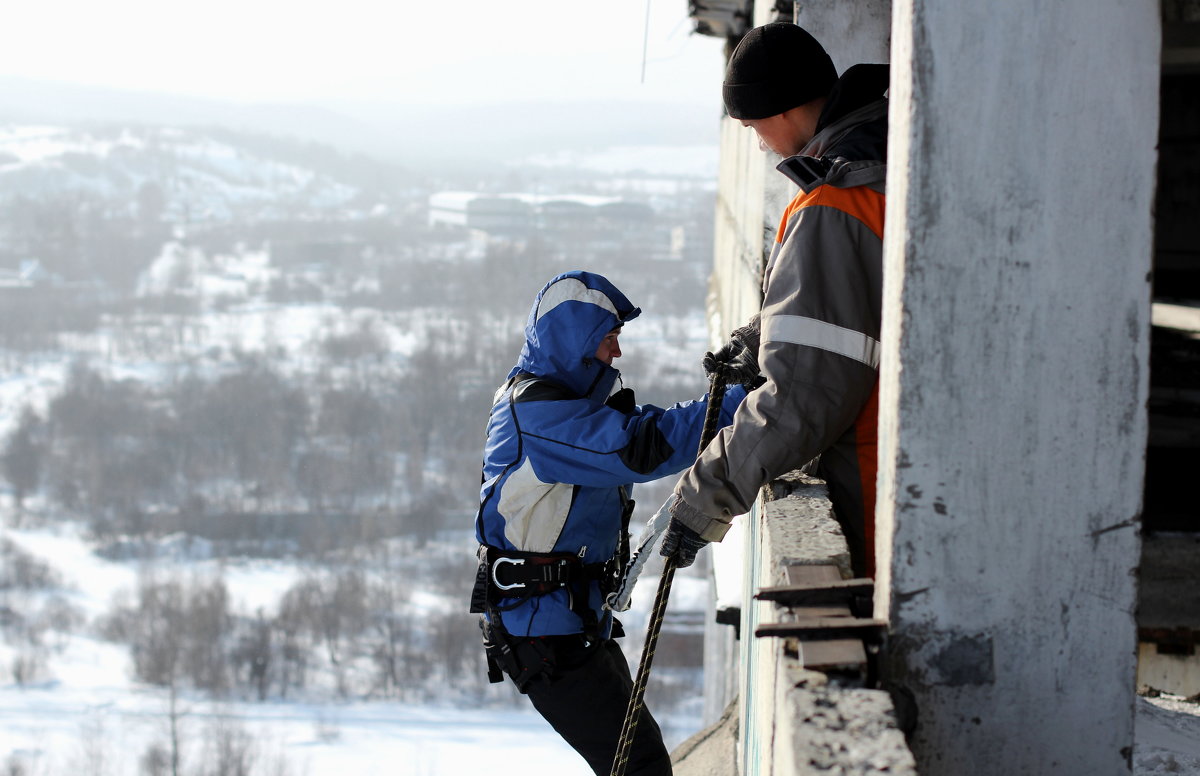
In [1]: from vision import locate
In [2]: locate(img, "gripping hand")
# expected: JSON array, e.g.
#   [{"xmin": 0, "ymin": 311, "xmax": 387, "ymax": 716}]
[
  {"xmin": 659, "ymin": 519, "xmax": 708, "ymax": 569},
  {"xmin": 703, "ymin": 319, "xmax": 763, "ymax": 389}
]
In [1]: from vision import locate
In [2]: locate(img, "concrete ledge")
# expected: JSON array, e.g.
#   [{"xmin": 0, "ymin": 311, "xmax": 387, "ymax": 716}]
[
  {"xmin": 748, "ymin": 473, "xmax": 915, "ymax": 775},
  {"xmin": 762, "ymin": 472, "xmax": 853, "ymax": 579}
]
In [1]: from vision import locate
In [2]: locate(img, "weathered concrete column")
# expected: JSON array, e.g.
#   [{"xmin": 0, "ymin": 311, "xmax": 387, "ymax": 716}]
[
  {"xmin": 794, "ymin": 0, "xmax": 892, "ymax": 69},
  {"xmin": 877, "ymin": 1, "xmax": 1158, "ymax": 774}
]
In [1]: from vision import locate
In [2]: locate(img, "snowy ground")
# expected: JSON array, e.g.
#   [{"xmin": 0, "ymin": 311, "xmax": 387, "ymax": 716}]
[
  {"xmin": 0, "ymin": 517, "xmax": 703, "ymax": 776},
  {"xmin": 0, "ymin": 681, "xmax": 591, "ymax": 776},
  {"xmin": 3, "ymin": 678, "xmax": 1198, "ymax": 776},
  {"xmin": 1135, "ymin": 693, "xmax": 1200, "ymax": 775}
]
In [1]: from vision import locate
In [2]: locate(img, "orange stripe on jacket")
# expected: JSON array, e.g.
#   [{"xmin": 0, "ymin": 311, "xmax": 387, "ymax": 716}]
[
  {"xmin": 856, "ymin": 383, "xmax": 879, "ymax": 578},
  {"xmin": 776, "ymin": 183, "xmax": 885, "ymax": 245}
]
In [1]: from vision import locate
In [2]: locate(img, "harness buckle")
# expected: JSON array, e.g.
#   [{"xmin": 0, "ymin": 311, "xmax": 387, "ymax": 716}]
[{"xmin": 491, "ymin": 556, "xmax": 527, "ymax": 591}]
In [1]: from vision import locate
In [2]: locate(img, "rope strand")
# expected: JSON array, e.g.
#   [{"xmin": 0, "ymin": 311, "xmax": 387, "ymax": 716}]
[{"xmin": 610, "ymin": 371, "xmax": 727, "ymax": 776}]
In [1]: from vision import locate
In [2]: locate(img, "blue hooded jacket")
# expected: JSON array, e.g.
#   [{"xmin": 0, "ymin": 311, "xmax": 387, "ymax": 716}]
[{"xmin": 475, "ymin": 271, "xmax": 745, "ymax": 637}]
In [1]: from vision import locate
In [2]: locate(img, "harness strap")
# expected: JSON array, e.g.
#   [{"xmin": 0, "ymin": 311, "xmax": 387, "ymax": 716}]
[
  {"xmin": 483, "ymin": 546, "xmax": 606, "ymax": 591},
  {"xmin": 491, "ymin": 553, "xmax": 586, "ymax": 595},
  {"xmin": 472, "ymin": 545, "xmax": 610, "ymax": 641}
]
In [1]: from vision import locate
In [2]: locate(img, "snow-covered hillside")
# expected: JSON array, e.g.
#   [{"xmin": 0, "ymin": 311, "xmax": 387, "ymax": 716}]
[{"xmin": 0, "ymin": 124, "xmax": 374, "ymax": 223}]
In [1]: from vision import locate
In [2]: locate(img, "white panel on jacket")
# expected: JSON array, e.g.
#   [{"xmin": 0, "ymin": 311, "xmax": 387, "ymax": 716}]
[{"xmin": 499, "ymin": 458, "xmax": 572, "ymax": 553}]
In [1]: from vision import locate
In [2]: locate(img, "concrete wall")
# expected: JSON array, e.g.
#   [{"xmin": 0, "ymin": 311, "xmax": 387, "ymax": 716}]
[
  {"xmin": 794, "ymin": 0, "xmax": 893, "ymax": 72},
  {"xmin": 877, "ymin": 1, "xmax": 1159, "ymax": 773},
  {"xmin": 709, "ymin": 111, "xmax": 781, "ymax": 343},
  {"xmin": 701, "ymin": 519, "xmax": 746, "ymax": 725}
]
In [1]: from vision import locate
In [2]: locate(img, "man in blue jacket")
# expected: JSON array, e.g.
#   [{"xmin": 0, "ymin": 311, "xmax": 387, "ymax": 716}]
[{"xmin": 471, "ymin": 270, "xmax": 745, "ymax": 776}]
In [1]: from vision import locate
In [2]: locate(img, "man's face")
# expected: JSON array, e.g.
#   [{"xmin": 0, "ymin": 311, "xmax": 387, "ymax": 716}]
[
  {"xmin": 741, "ymin": 100, "xmax": 825, "ymax": 158},
  {"xmin": 594, "ymin": 328, "xmax": 622, "ymax": 366},
  {"xmin": 742, "ymin": 114, "xmax": 806, "ymax": 158}
]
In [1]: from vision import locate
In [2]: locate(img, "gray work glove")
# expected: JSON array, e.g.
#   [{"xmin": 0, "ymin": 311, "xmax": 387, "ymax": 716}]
[
  {"xmin": 703, "ymin": 318, "xmax": 763, "ymax": 389},
  {"xmin": 659, "ymin": 518, "xmax": 708, "ymax": 569}
]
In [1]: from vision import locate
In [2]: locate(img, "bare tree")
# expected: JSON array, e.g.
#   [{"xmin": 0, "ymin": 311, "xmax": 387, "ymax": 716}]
[
  {"xmin": 365, "ymin": 545, "xmax": 410, "ymax": 697},
  {"xmin": 177, "ymin": 362, "xmax": 309, "ymax": 512},
  {"xmin": 167, "ymin": 683, "xmax": 184, "ymax": 776},
  {"xmin": 139, "ymin": 743, "xmax": 170, "ymax": 776},
  {"xmin": 128, "ymin": 577, "xmax": 186, "ymax": 687},
  {"xmin": 182, "ymin": 578, "xmax": 232, "ymax": 694},
  {"xmin": 273, "ymin": 584, "xmax": 312, "ymax": 698},
  {"xmin": 74, "ymin": 713, "xmax": 112, "ymax": 776},
  {"xmin": 103, "ymin": 574, "xmax": 232, "ymax": 696},
  {"xmin": 2, "ymin": 407, "xmax": 42, "ymax": 511},
  {"xmin": 230, "ymin": 610, "xmax": 272, "ymax": 701},
  {"xmin": 202, "ymin": 715, "xmax": 255, "ymax": 776}
]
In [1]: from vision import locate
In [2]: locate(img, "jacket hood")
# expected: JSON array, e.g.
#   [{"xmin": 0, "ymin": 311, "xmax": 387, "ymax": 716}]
[
  {"xmin": 814, "ymin": 64, "xmax": 889, "ymax": 136},
  {"xmin": 510, "ymin": 271, "xmax": 641, "ymax": 398}
]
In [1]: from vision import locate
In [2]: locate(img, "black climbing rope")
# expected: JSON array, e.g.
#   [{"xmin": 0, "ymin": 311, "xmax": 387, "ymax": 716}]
[{"xmin": 610, "ymin": 369, "xmax": 728, "ymax": 776}]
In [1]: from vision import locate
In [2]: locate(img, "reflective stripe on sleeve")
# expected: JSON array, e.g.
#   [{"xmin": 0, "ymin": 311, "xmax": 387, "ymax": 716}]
[{"xmin": 763, "ymin": 315, "xmax": 881, "ymax": 370}]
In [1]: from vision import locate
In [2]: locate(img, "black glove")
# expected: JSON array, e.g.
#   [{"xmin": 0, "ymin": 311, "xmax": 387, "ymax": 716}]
[
  {"xmin": 660, "ymin": 519, "xmax": 708, "ymax": 569},
  {"xmin": 703, "ymin": 319, "xmax": 763, "ymax": 389}
]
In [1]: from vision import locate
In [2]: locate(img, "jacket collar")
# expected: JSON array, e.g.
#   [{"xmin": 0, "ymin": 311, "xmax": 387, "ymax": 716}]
[
  {"xmin": 800, "ymin": 98, "xmax": 888, "ymax": 160},
  {"xmin": 777, "ymin": 99, "xmax": 889, "ymax": 193}
]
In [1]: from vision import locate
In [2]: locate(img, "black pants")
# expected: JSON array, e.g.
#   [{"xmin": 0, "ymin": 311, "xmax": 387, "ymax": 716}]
[{"xmin": 526, "ymin": 637, "xmax": 672, "ymax": 776}]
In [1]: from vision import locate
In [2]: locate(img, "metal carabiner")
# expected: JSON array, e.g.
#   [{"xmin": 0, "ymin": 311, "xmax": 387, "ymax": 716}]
[{"xmin": 491, "ymin": 556, "xmax": 527, "ymax": 591}]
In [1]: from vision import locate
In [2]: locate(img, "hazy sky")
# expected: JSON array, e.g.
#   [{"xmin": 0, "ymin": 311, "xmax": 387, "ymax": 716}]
[{"xmin": 5, "ymin": 1, "xmax": 725, "ymax": 108}]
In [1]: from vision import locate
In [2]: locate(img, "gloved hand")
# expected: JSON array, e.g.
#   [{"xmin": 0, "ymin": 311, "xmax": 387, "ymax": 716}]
[
  {"xmin": 659, "ymin": 518, "xmax": 708, "ymax": 569},
  {"xmin": 703, "ymin": 318, "xmax": 762, "ymax": 389}
]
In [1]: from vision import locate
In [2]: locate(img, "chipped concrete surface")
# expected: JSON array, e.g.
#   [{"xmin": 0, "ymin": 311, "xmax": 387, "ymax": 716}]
[
  {"xmin": 763, "ymin": 472, "xmax": 852, "ymax": 577},
  {"xmin": 780, "ymin": 669, "xmax": 916, "ymax": 775}
]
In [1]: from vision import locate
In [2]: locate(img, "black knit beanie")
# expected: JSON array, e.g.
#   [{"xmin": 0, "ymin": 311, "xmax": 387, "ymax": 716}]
[{"xmin": 723, "ymin": 22, "xmax": 838, "ymax": 120}]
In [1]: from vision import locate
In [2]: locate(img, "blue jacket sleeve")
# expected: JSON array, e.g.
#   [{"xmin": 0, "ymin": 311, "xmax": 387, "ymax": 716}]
[{"xmin": 516, "ymin": 384, "xmax": 746, "ymax": 488}]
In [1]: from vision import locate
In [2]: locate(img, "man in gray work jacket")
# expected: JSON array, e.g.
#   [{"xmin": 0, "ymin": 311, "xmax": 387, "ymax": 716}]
[{"xmin": 662, "ymin": 22, "xmax": 888, "ymax": 578}]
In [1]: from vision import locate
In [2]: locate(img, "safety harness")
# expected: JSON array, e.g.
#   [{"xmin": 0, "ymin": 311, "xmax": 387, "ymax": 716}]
[
  {"xmin": 471, "ymin": 490, "xmax": 636, "ymax": 691},
  {"xmin": 470, "ymin": 543, "xmax": 606, "ymax": 690},
  {"xmin": 471, "ymin": 532, "xmax": 631, "ymax": 691}
]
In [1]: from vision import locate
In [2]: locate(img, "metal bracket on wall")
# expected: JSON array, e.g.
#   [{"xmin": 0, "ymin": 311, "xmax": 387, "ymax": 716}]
[
  {"xmin": 755, "ymin": 616, "xmax": 888, "ymax": 643},
  {"xmin": 753, "ymin": 565, "xmax": 886, "ymax": 675}
]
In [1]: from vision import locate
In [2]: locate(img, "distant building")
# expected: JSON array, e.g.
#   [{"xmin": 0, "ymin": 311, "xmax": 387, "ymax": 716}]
[
  {"xmin": 428, "ymin": 192, "xmax": 535, "ymax": 236},
  {"xmin": 429, "ymin": 191, "xmax": 657, "ymax": 241}
]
